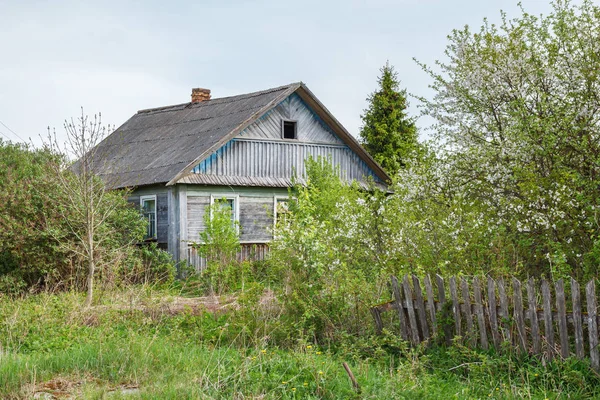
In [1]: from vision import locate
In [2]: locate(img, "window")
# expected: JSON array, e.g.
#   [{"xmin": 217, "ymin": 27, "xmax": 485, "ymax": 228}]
[
  {"xmin": 274, "ymin": 197, "xmax": 291, "ymax": 227},
  {"xmin": 282, "ymin": 120, "xmax": 297, "ymax": 139},
  {"xmin": 210, "ymin": 195, "xmax": 239, "ymax": 228},
  {"xmin": 140, "ymin": 195, "xmax": 157, "ymax": 240}
]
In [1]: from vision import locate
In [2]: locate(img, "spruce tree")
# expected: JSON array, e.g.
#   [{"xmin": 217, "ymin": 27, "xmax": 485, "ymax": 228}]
[{"xmin": 360, "ymin": 62, "xmax": 419, "ymax": 176}]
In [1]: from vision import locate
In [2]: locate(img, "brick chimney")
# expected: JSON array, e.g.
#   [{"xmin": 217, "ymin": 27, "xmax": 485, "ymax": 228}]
[{"xmin": 191, "ymin": 88, "xmax": 211, "ymax": 103}]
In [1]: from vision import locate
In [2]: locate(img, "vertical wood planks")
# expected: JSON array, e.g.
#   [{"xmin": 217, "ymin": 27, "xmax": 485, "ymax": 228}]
[
  {"xmin": 449, "ymin": 277, "xmax": 462, "ymax": 341},
  {"xmin": 555, "ymin": 279, "xmax": 569, "ymax": 359},
  {"xmin": 436, "ymin": 275, "xmax": 452, "ymax": 345},
  {"xmin": 473, "ymin": 277, "xmax": 488, "ymax": 349},
  {"xmin": 586, "ymin": 280, "xmax": 599, "ymax": 370},
  {"xmin": 513, "ymin": 278, "xmax": 527, "ymax": 352},
  {"xmin": 461, "ymin": 278, "xmax": 475, "ymax": 346},
  {"xmin": 424, "ymin": 275, "xmax": 437, "ymax": 337},
  {"xmin": 527, "ymin": 278, "xmax": 541, "ymax": 355},
  {"xmin": 403, "ymin": 275, "xmax": 421, "ymax": 344},
  {"xmin": 541, "ymin": 279, "xmax": 555, "ymax": 360},
  {"xmin": 413, "ymin": 275, "xmax": 430, "ymax": 340},
  {"xmin": 571, "ymin": 278, "xmax": 584, "ymax": 359},
  {"xmin": 391, "ymin": 276, "xmax": 409, "ymax": 341},
  {"xmin": 487, "ymin": 277, "xmax": 500, "ymax": 349},
  {"xmin": 497, "ymin": 278, "xmax": 511, "ymax": 343}
]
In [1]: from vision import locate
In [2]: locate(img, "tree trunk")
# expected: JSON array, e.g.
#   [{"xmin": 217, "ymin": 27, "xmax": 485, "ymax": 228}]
[{"xmin": 85, "ymin": 231, "xmax": 95, "ymax": 308}]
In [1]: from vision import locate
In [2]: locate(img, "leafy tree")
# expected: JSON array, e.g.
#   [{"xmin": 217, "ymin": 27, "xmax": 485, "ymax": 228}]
[
  {"xmin": 0, "ymin": 141, "xmax": 70, "ymax": 293},
  {"xmin": 416, "ymin": 0, "xmax": 600, "ymax": 279},
  {"xmin": 360, "ymin": 62, "xmax": 419, "ymax": 176}
]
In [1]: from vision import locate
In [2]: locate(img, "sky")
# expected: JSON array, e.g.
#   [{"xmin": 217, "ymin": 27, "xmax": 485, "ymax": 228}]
[{"xmin": 0, "ymin": 0, "xmax": 562, "ymax": 147}]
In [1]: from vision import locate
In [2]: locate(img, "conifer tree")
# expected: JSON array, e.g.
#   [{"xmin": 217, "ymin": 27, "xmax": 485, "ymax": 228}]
[{"xmin": 360, "ymin": 62, "xmax": 419, "ymax": 176}]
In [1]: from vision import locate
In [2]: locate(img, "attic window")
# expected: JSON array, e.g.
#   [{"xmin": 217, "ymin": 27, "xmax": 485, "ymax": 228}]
[{"xmin": 282, "ymin": 120, "xmax": 297, "ymax": 139}]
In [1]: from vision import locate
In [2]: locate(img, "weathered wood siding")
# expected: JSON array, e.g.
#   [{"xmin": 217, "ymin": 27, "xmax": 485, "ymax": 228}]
[
  {"xmin": 187, "ymin": 195, "xmax": 210, "ymax": 243},
  {"xmin": 239, "ymin": 197, "xmax": 273, "ymax": 242},
  {"xmin": 191, "ymin": 93, "xmax": 381, "ymax": 185}
]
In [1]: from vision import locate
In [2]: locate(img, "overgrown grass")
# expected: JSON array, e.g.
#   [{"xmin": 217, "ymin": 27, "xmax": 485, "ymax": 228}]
[{"xmin": 0, "ymin": 289, "xmax": 599, "ymax": 399}]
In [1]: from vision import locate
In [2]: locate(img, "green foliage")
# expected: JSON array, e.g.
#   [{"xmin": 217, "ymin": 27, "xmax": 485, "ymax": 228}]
[
  {"xmin": 360, "ymin": 62, "xmax": 420, "ymax": 176},
  {"xmin": 0, "ymin": 141, "xmax": 69, "ymax": 293},
  {"xmin": 269, "ymin": 157, "xmax": 392, "ymax": 345},
  {"xmin": 194, "ymin": 200, "xmax": 244, "ymax": 294},
  {"xmin": 412, "ymin": 0, "xmax": 600, "ymax": 280},
  {"xmin": 1, "ymin": 290, "xmax": 599, "ymax": 399},
  {"xmin": 118, "ymin": 243, "xmax": 176, "ymax": 286}
]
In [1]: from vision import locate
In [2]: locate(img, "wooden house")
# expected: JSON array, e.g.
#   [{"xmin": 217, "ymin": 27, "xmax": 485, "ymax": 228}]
[{"xmin": 90, "ymin": 83, "xmax": 390, "ymax": 269}]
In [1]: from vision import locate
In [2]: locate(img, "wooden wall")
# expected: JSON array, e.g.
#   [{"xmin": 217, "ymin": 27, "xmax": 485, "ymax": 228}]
[{"xmin": 191, "ymin": 93, "xmax": 381, "ymax": 185}]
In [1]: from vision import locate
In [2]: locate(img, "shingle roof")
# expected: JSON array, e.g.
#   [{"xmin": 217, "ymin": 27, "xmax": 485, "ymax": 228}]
[
  {"xmin": 90, "ymin": 82, "xmax": 391, "ymax": 189},
  {"xmin": 91, "ymin": 83, "xmax": 299, "ymax": 188}
]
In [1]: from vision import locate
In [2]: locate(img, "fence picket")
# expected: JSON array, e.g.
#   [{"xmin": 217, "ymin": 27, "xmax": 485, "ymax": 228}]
[
  {"xmin": 473, "ymin": 277, "xmax": 488, "ymax": 349},
  {"xmin": 403, "ymin": 275, "xmax": 420, "ymax": 344},
  {"xmin": 541, "ymin": 279, "xmax": 555, "ymax": 360},
  {"xmin": 487, "ymin": 277, "xmax": 500, "ymax": 349},
  {"xmin": 586, "ymin": 280, "xmax": 599, "ymax": 370},
  {"xmin": 391, "ymin": 276, "xmax": 409, "ymax": 341},
  {"xmin": 461, "ymin": 278, "xmax": 475, "ymax": 347},
  {"xmin": 513, "ymin": 278, "xmax": 527, "ymax": 352},
  {"xmin": 424, "ymin": 275, "xmax": 437, "ymax": 337},
  {"xmin": 497, "ymin": 278, "xmax": 511, "ymax": 343},
  {"xmin": 527, "ymin": 278, "xmax": 541, "ymax": 355},
  {"xmin": 571, "ymin": 278, "xmax": 584, "ymax": 359},
  {"xmin": 413, "ymin": 275, "xmax": 430, "ymax": 340},
  {"xmin": 371, "ymin": 275, "xmax": 600, "ymax": 370},
  {"xmin": 436, "ymin": 275, "xmax": 452, "ymax": 345},
  {"xmin": 449, "ymin": 277, "xmax": 462, "ymax": 341},
  {"xmin": 555, "ymin": 279, "xmax": 569, "ymax": 359}
]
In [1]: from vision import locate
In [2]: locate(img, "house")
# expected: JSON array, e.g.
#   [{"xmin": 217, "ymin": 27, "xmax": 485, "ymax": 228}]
[{"xmin": 90, "ymin": 82, "xmax": 390, "ymax": 269}]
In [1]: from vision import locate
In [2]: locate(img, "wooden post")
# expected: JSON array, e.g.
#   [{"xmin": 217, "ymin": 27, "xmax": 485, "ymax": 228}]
[
  {"xmin": 473, "ymin": 277, "xmax": 488, "ymax": 350},
  {"xmin": 391, "ymin": 276, "xmax": 409, "ymax": 341},
  {"xmin": 571, "ymin": 278, "xmax": 584, "ymax": 359},
  {"xmin": 487, "ymin": 276, "xmax": 500, "ymax": 349},
  {"xmin": 449, "ymin": 277, "xmax": 462, "ymax": 342},
  {"xmin": 436, "ymin": 274, "xmax": 452, "ymax": 345},
  {"xmin": 527, "ymin": 278, "xmax": 541, "ymax": 355},
  {"xmin": 497, "ymin": 278, "xmax": 511, "ymax": 343},
  {"xmin": 370, "ymin": 307, "xmax": 383, "ymax": 335},
  {"xmin": 424, "ymin": 275, "xmax": 437, "ymax": 337},
  {"xmin": 541, "ymin": 279, "xmax": 555, "ymax": 360},
  {"xmin": 461, "ymin": 277, "xmax": 475, "ymax": 347},
  {"xmin": 413, "ymin": 275, "xmax": 430, "ymax": 341},
  {"xmin": 586, "ymin": 280, "xmax": 599, "ymax": 370},
  {"xmin": 513, "ymin": 278, "xmax": 527, "ymax": 352},
  {"xmin": 555, "ymin": 279, "xmax": 569, "ymax": 359},
  {"xmin": 403, "ymin": 275, "xmax": 420, "ymax": 344}
]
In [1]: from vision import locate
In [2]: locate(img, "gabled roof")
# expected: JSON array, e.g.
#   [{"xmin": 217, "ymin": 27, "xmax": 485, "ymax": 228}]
[{"xmin": 91, "ymin": 82, "xmax": 390, "ymax": 188}]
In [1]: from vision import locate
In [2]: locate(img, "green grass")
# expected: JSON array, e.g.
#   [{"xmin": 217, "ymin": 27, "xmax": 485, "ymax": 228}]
[{"xmin": 0, "ymin": 289, "xmax": 599, "ymax": 399}]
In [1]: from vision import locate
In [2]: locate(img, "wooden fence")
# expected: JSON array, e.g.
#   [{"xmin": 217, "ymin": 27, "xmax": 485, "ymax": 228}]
[
  {"xmin": 370, "ymin": 275, "xmax": 600, "ymax": 369},
  {"xmin": 186, "ymin": 242, "xmax": 269, "ymax": 271}
]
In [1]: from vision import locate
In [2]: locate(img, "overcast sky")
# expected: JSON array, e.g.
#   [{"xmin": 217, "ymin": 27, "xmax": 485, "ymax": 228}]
[{"xmin": 0, "ymin": 0, "xmax": 561, "ymax": 147}]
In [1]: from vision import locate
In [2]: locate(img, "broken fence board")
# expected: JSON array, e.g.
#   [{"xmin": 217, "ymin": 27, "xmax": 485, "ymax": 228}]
[
  {"xmin": 424, "ymin": 275, "xmax": 437, "ymax": 337},
  {"xmin": 497, "ymin": 278, "xmax": 511, "ymax": 344},
  {"xmin": 413, "ymin": 275, "xmax": 430, "ymax": 340},
  {"xmin": 513, "ymin": 278, "xmax": 527, "ymax": 352},
  {"xmin": 487, "ymin": 276, "xmax": 500, "ymax": 349},
  {"xmin": 571, "ymin": 278, "xmax": 584, "ymax": 359},
  {"xmin": 403, "ymin": 275, "xmax": 420, "ymax": 344},
  {"xmin": 473, "ymin": 277, "xmax": 488, "ymax": 350},
  {"xmin": 555, "ymin": 279, "xmax": 569, "ymax": 359},
  {"xmin": 541, "ymin": 279, "xmax": 555, "ymax": 361},
  {"xmin": 391, "ymin": 276, "xmax": 409, "ymax": 342},
  {"xmin": 449, "ymin": 277, "xmax": 462, "ymax": 342},
  {"xmin": 461, "ymin": 277, "xmax": 475, "ymax": 347},
  {"xmin": 527, "ymin": 278, "xmax": 541, "ymax": 355},
  {"xmin": 586, "ymin": 280, "xmax": 599, "ymax": 370}
]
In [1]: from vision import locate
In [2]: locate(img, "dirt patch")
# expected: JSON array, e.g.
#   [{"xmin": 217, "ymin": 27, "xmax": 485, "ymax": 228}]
[{"xmin": 31, "ymin": 377, "xmax": 139, "ymax": 399}]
